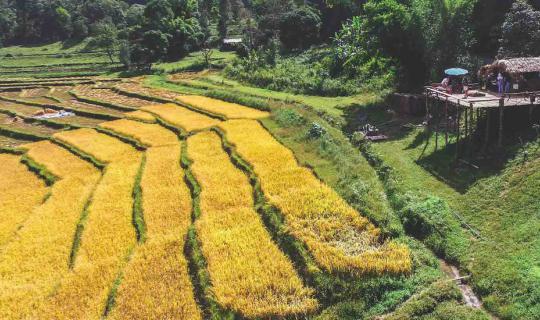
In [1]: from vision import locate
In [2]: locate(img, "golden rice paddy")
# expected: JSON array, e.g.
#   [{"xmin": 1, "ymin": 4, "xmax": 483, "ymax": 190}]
[
  {"xmin": 37, "ymin": 129, "xmax": 142, "ymax": 319},
  {"xmin": 0, "ymin": 89, "xmax": 412, "ymax": 318},
  {"xmin": 0, "ymin": 153, "xmax": 48, "ymax": 246},
  {"xmin": 96, "ymin": 117, "xmax": 201, "ymax": 319},
  {"xmin": 187, "ymin": 131, "xmax": 317, "ymax": 317},
  {"xmin": 124, "ymin": 110, "xmax": 156, "ymax": 122},
  {"xmin": 177, "ymin": 95, "xmax": 269, "ymax": 119},
  {"xmin": 218, "ymin": 119, "xmax": 412, "ymax": 275},
  {"xmin": 0, "ymin": 141, "xmax": 100, "ymax": 318},
  {"xmin": 142, "ymin": 103, "xmax": 220, "ymax": 132}
]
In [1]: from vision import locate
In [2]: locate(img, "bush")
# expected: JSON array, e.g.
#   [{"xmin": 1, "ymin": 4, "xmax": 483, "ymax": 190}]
[
  {"xmin": 307, "ymin": 122, "xmax": 326, "ymax": 139},
  {"xmin": 224, "ymin": 48, "xmax": 364, "ymax": 97},
  {"xmin": 274, "ymin": 108, "xmax": 306, "ymax": 127},
  {"xmin": 400, "ymin": 195, "xmax": 469, "ymax": 264}
]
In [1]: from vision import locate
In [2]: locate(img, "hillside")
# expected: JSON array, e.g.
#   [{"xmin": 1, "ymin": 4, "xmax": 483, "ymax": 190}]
[{"xmin": 1, "ymin": 0, "xmax": 540, "ymax": 318}]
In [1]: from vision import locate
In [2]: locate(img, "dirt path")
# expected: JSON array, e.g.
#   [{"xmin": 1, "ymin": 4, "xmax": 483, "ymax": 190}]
[{"xmin": 439, "ymin": 259, "xmax": 498, "ymax": 319}]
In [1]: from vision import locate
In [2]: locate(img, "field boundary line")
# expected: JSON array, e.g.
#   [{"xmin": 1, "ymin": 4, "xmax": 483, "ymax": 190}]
[
  {"xmin": 68, "ymin": 171, "xmax": 106, "ymax": 268},
  {"xmin": 179, "ymin": 139, "xmax": 237, "ymax": 320}
]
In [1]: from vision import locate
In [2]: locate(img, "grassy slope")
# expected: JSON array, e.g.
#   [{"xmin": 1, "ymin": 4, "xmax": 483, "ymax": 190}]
[
  {"xmin": 0, "ymin": 40, "xmax": 94, "ymax": 56},
  {"xmin": 171, "ymin": 73, "xmax": 379, "ymax": 117},
  {"xmin": 152, "ymin": 51, "xmax": 237, "ymax": 73},
  {"xmin": 372, "ymin": 128, "xmax": 540, "ymax": 319}
]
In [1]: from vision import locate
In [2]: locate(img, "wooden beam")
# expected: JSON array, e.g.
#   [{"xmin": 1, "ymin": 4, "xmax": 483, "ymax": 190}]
[
  {"xmin": 482, "ymin": 109, "xmax": 490, "ymax": 153},
  {"xmin": 456, "ymin": 106, "xmax": 461, "ymax": 160},
  {"xmin": 498, "ymin": 98, "xmax": 504, "ymax": 147},
  {"xmin": 464, "ymin": 107, "xmax": 468, "ymax": 155},
  {"xmin": 435, "ymin": 103, "xmax": 439, "ymax": 151},
  {"xmin": 445, "ymin": 98, "xmax": 449, "ymax": 145},
  {"xmin": 469, "ymin": 103, "xmax": 474, "ymax": 156}
]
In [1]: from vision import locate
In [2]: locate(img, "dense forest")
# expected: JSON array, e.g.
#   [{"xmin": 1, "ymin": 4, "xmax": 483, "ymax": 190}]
[{"xmin": 1, "ymin": 0, "xmax": 540, "ymax": 91}]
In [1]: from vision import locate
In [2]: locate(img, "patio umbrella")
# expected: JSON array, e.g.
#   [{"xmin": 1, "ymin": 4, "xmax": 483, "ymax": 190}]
[{"xmin": 445, "ymin": 68, "xmax": 468, "ymax": 76}]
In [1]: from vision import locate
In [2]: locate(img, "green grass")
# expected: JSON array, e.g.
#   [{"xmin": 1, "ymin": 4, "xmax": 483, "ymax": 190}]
[
  {"xmin": 0, "ymin": 39, "xmax": 98, "ymax": 56},
  {"xmin": 371, "ymin": 127, "xmax": 540, "ymax": 319},
  {"xmin": 172, "ymin": 73, "xmax": 380, "ymax": 118},
  {"xmin": 0, "ymin": 55, "xmax": 113, "ymax": 68},
  {"xmin": 152, "ymin": 51, "xmax": 237, "ymax": 73}
]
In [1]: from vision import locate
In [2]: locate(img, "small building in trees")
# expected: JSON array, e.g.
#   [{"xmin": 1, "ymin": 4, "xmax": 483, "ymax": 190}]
[{"xmin": 480, "ymin": 57, "xmax": 540, "ymax": 92}]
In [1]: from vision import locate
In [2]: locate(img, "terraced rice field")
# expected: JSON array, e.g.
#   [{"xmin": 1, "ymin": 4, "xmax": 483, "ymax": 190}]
[
  {"xmin": 142, "ymin": 103, "xmax": 221, "ymax": 132},
  {"xmin": 0, "ymin": 113, "xmax": 61, "ymax": 136},
  {"xmin": 115, "ymin": 82, "xmax": 181, "ymax": 100},
  {"xmin": 0, "ymin": 97, "xmax": 109, "ymax": 127},
  {"xmin": 0, "ymin": 153, "xmax": 48, "ymax": 246},
  {"xmin": 218, "ymin": 120, "xmax": 411, "ymax": 275},
  {"xmin": 0, "ymin": 88, "xmax": 412, "ymax": 318},
  {"xmin": 178, "ymin": 95, "xmax": 269, "ymax": 119},
  {"xmin": 187, "ymin": 131, "xmax": 317, "ymax": 317},
  {"xmin": 75, "ymin": 86, "xmax": 153, "ymax": 108},
  {"xmin": 0, "ymin": 134, "xmax": 31, "ymax": 147}
]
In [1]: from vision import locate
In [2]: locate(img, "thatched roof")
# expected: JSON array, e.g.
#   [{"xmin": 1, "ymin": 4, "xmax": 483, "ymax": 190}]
[{"xmin": 493, "ymin": 57, "xmax": 540, "ymax": 74}]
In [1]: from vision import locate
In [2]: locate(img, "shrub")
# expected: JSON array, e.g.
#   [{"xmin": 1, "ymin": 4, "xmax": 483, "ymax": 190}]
[
  {"xmin": 400, "ymin": 195, "xmax": 469, "ymax": 264},
  {"xmin": 308, "ymin": 122, "xmax": 326, "ymax": 139},
  {"xmin": 274, "ymin": 108, "xmax": 306, "ymax": 127}
]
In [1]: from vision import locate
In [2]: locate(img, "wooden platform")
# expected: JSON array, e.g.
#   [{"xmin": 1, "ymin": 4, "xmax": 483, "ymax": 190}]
[{"xmin": 425, "ymin": 87, "xmax": 540, "ymax": 109}]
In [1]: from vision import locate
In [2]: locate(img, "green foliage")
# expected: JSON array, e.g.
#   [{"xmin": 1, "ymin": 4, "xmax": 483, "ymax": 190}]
[
  {"xmin": 128, "ymin": 0, "xmax": 203, "ymax": 67},
  {"xmin": 279, "ymin": 6, "xmax": 321, "ymax": 51},
  {"xmin": 88, "ymin": 22, "xmax": 119, "ymax": 63},
  {"xmin": 224, "ymin": 48, "xmax": 364, "ymax": 96},
  {"xmin": 274, "ymin": 108, "xmax": 306, "ymax": 127},
  {"xmin": 498, "ymin": 0, "xmax": 540, "ymax": 57},
  {"xmin": 400, "ymin": 195, "xmax": 469, "ymax": 264}
]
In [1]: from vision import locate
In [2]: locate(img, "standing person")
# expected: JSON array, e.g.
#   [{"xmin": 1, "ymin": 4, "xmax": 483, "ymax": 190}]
[
  {"xmin": 504, "ymin": 72, "xmax": 511, "ymax": 94},
  {"xmin": 497, "ymin": 72, "xmax": 504, "ymax": 95}
]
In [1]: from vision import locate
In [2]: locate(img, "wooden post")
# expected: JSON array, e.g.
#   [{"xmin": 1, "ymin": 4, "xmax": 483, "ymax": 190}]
[
  {"xmin": 456, "ymin": 106, "xmax": 461, "ymax": 160},
  {"xmin": 482, "ymin": 109, "xmax": 490, "ymax": 153},
  {"xmin": 469, "ymin": 103, "xmax": 474, "ymax": 156},
  {"xmin": 464, "ymin": 107, "xmax": 468, "ymax": 156},
  {"xmin": 445, "ymin": 98, "xmax": 449, "ymax": 145},
  {"xmin": 498, "ymin": 98, "xmax": 504, "ymax": 147},
  {"xmin": 435, "ymin": 101, "xmax": 439, "ymax": 151}
]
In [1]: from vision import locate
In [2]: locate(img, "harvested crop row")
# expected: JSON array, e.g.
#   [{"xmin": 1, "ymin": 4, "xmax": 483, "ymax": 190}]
[
  {"xmin": 62, "ymin": 99, "xmax": 126, "ymax": 117},
  {"xmin": 102, "ymin": 120, "xmax": 201, "ymax": 319},
  {"xmin": 142, "ymin": 103, "xmax": 220, "ymax": 132},
  {"xmin": 177, "ymin": 95, "xmax": 269, "ymax": 119},
  {"xmin": 218, "ymin": 120, "xmax": 412, "ymax": 275},
  {"xmin": 74, "ymin": 86, "xmax": 152, "ymax": 108},
  {"xmin": 115, "ymin": 82, "xmax": 181, "ymax": 101},
  {"xmin": 0, "ymin": 153, "xmax": 48, "ymax": 246},
  {"xmin": 35, "ymin": 128, "xmax": 142, "ymax": 319},
  {"xmin": 124, "ymin": 110, "xmax": 156, "ymax": 122},
  {"xmin": 0, "ymin": 141, "xmax": 100, "ymax": 319},
  {"xmin": 187, "ymin": 131, "xmax": 317, "ymax": 318}
]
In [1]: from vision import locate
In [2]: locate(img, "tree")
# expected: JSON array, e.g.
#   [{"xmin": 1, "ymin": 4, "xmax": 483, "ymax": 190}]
[
  {"xmin": 279, "ymin": 5, "xmax": 321, "ymax": 51},
  {"xmin": 131, "ymin": 29, "xmax": 169, "ymax": 67},
  {"xmin": 93, "ymin": 23, "xmax": 119, "ymax": 63},
  {"xmin": 498, "ymin": 0, "xmax": 540, "ymax": 57},
  {"xmin": 0, "ymin": 2, "xmax": 16, "ymax": 46},
  {"xmin": 218, "ymin": 0, "xmax": 229, "ymax": 40}
]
